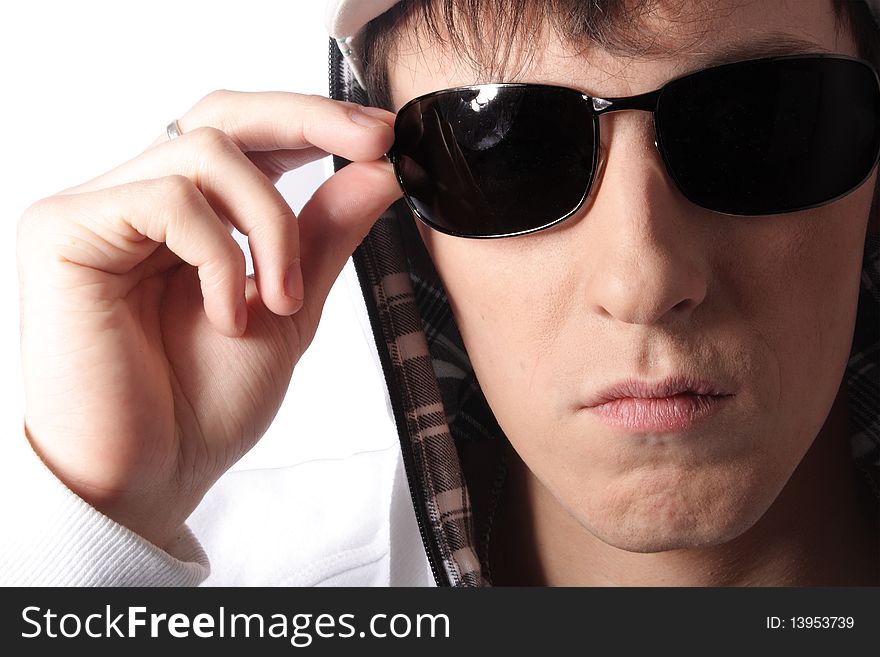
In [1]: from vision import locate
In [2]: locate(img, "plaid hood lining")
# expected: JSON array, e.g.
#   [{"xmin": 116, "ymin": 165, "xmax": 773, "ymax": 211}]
[{"xmin": 329, "ymin": 39, "xmax": 880, "ymax": 587}]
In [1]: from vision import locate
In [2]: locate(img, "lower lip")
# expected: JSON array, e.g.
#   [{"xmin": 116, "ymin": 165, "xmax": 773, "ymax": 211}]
[{"xmin": 585, "ymin": 393, "xmax": 732, "ymax": 432}]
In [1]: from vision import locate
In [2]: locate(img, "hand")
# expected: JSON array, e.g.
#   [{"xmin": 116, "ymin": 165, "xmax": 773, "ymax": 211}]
[{"xmin": 16, "ymin": 90, "xmax": 402, "ymax": 549}]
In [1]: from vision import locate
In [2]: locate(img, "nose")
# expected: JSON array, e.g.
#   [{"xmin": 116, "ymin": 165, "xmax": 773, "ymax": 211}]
[{"xmin": 581, "ymin": 114, "xmax": 709, "ymax": 326}]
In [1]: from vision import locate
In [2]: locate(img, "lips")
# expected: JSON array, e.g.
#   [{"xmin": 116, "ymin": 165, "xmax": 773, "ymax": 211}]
[{"xmin": 582, "ymin": 376, "xmax": 735, "ymax": 433}]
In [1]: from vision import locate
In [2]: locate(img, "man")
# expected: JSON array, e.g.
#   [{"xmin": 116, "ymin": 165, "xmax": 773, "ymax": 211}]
[{"xmin": 5, "ymin": 0, "xmax": 879, "ymax": 585}]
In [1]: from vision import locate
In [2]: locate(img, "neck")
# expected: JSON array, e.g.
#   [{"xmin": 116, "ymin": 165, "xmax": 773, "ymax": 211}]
[{"xmin": 489, "ymin": 384, "xmax": 879, "ymax": 586}]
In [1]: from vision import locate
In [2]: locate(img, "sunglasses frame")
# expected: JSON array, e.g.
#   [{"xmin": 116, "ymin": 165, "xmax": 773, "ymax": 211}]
[{"xmin": 386, "ymin": 53, "xmax": 880, "ymax": 239}]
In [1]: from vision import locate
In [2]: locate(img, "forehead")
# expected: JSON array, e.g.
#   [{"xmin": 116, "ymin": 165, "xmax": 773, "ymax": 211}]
[{"xmin": 387, "ymin": 0, "xmax": 856, "ymax": 111}]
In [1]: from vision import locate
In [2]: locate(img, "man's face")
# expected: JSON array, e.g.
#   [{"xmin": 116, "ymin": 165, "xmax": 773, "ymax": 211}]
[{"xmin": 387, "ymin": 0, "xmax": 877, "ymax": 552}]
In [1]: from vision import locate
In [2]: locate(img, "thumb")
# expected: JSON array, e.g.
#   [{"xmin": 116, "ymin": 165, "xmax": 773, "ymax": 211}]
[{"xmin": 295, "ymin": 157, "xmax": 403, "ymax": 330}]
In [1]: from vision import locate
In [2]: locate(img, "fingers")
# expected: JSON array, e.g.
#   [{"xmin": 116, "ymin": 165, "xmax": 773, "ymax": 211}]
[
  {"xmin": 60, "ymin": 92, "xmax": 399, "ymax": 319},
  {"xmin": 20, "ymin": 176, "xmax": 248, "ymax": 337},
  {"xmin": 147, "ymin": 90, "xmax": 395, "ymax": 165},
  {"xmin": 69, "ymin": 92, "xmax": 394, "ymax": 198},
  {"xmin": 246, "ymin": 145, "xmax": 328, "ymax": 184},
  {"xmin": 39, "ymin": 91, "xmax": 403, "ymax": 338},
  {"xmin": 296, "ymin": 158, "xmax": 403, "ymax": 328},
  {"xmin": 176, "ymin": 128, "xmax": 304, "ymax": 316},
  {"xmin": 66, "ymin": 127, "xmax": 304, "ymax": 317}
]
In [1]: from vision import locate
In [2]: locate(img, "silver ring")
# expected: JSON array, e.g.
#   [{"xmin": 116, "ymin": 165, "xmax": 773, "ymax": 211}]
[{"xmin": 166, "ymin": 119, "xmax": 183, "ymax": 141}]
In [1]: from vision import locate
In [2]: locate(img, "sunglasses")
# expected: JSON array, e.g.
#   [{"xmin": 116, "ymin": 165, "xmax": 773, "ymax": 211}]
[{"xmin": 386, "ymin": 54, "xmax": 880, "ymax": 239}]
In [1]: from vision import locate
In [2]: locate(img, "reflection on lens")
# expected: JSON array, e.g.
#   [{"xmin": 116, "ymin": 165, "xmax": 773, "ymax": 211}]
[{"xmin": 394, "ymin": 84, "xmax": 597, "ymax": 237}]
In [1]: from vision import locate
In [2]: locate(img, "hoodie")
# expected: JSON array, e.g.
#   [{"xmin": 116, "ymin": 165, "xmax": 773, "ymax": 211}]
[{"xmin": 1, "ymin": 0, "xmax": 878, "ymax": 587}]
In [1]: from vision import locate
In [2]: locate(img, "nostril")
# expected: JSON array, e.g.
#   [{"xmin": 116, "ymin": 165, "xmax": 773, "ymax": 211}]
[{"xmin": 673, "ymin": 297, "xmax": 693, "ymax": 311}]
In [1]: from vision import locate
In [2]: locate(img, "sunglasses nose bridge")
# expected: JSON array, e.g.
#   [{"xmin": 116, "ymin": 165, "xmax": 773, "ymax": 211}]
[
  {"xmin": 590, "ymin": 87, "xmax": 664, "ymax": 158},
  {"xmin": 590, "ymin": 87, "xmax": 662, "ymax": 115}
]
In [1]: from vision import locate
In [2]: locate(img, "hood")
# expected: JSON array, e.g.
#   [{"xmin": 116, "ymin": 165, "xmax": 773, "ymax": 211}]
[{"xmin": 326, "ymin": 2, "xmax": 880, "ymax": 587}]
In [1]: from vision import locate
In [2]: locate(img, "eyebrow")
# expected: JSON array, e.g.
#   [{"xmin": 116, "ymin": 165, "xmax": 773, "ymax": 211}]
[{"xmin": 677, "ymin": 32, "xmax": 831, "ymax": 74}]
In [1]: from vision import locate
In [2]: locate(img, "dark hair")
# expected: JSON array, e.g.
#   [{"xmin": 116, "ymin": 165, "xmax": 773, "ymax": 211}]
[{"xmin": 360, "ymin": 0, "xmax": 880, "ymax": 111}]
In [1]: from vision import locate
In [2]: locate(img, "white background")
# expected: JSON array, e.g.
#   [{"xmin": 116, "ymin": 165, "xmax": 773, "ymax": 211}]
[{"xmin": 0, "ymin": 1, "xmax": 394, "ymax": 473}]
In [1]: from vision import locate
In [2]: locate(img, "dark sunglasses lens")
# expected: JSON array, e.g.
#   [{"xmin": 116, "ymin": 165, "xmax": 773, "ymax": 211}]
[
  {"xmin": 657, "ymin": 57, "xmax": 880, "ymax": 215},
  {"xmin": 393, "ymin": 85, "xmax": 596, "ymax": 237}
]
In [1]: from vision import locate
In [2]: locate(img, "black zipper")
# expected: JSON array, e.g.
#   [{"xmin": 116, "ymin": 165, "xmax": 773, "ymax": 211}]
[{"xmin": 327, "ymin": 37, "xmax": 448, "ymax": 587}]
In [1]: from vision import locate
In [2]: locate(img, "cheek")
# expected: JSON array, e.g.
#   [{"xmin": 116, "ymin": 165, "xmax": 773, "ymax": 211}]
[
  {"xmin": 422, "ymin": 229, "xmax": 571, "ymax": 425},
  {"xmin": 731, "ymin": 204, "xmax": 865, "ymax": 424}
]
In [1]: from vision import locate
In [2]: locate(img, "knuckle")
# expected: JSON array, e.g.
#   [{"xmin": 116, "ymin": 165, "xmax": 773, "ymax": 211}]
[
  {"xmin": 19, "ymin": 197, "xmax": 49, "ymax": 229},
  {"xmin": 305, "ymin": 94, "xmax": 339, "ymax": 118},
  {"xmin": 17, "ymin": 196, "xmax": 62, "ymax": 247},
  {"xmin": 158, "ymin": 176, "xmax": 207, "ymax": 237},
  {"xmin": 204, "ymin": 244, "xmax": 245, "ymax": 286},
  {"xmin": 301, "ymin": 92, "xmax": 326, "ymax": 107},
  {"xmin": 249, "ymin": 208, "xmax": 297, "ymax": 240},
  {"xmin": 187, "ymin": 125, "xmax": 239, "ymax": 156},
  {"xmin": 161, "ymin": 174, "xmax": 200, "ymax": 206},
  {"xmin": 157, "ymin": 177, "xmax": 208, "ymax": 238},
  {"xmin": 292, "ymin": 94, "xmax": 327, "ymax": 138},
  {"xmin": 198, "ymin": 88, "xmax": 235, "ymax": 110}
]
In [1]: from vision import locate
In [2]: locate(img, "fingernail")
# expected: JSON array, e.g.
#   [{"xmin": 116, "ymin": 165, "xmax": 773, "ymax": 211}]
[
  {"xmin": 235, "ymin": 299, "xmax": 248, "ymax": 334},
  {"xmin": 284, "ymin": 258, "xmax": 304, "ymax": 305},
  {"xmin": 350, "ymin": 106, "xmax": 393, "ymax": 129}
]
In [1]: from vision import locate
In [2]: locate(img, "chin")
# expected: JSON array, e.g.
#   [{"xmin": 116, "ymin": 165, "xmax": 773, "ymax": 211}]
[
  {"xmin": 588, "ymin": 518, "xmax": 753, "ymax": 554},
  {"xmin": 574, "ymin": 469, "xmax": 775, "ymax": 553}
]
